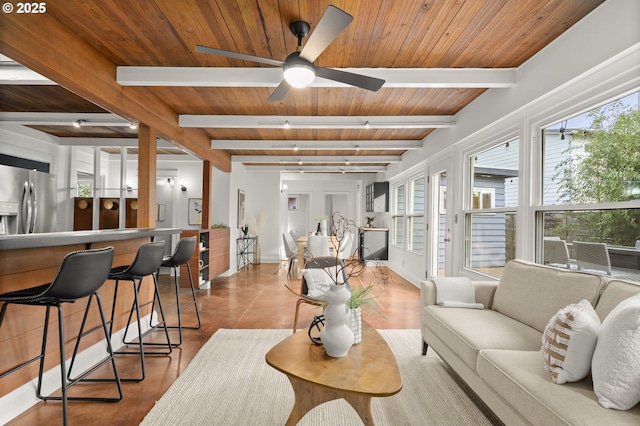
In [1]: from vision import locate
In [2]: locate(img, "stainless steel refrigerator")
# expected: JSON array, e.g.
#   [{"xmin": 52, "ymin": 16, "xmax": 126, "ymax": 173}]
[{"xmin": 0, "ymin": 164, "xmax": 57, "ymax": 234}]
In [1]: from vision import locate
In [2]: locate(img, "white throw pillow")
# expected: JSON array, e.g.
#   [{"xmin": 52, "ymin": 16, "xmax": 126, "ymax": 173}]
[
  {"xmin": 592, "ymin": 293, "xmax": 640, "ymax": 410},
  {"xmin": 541, "ymin": 299, "xmax": 600, "ymax": 384},
  {"xmin": 301, "ymin": 268, "xmax": 333, "ymax": 299}
]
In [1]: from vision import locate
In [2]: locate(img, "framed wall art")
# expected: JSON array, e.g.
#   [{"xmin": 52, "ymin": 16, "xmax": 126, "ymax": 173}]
[
  {"xmin": 237, "ymin": 189, "xmax": 245, "ymax": 226},
  {"xmin": 188, "ymin": 198, "xmax": 202, "ymax": 225},
  {"xmin": 288, "ymin": 196, "xmax": 298, "ymax": 211}
]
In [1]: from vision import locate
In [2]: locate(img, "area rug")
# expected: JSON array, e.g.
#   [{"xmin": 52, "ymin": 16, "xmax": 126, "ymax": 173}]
[{"xmin": 140, "ymin": 329, "xmax": 499, "ymax": 425}]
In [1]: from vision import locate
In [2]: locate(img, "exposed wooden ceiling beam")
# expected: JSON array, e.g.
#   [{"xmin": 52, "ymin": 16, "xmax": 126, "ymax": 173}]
[
  {"xmin": 0, "ymin": 12, "xmax": 230, "ymax": 172},
  {"xmin": 182, "ymin": 115, "xmax": 454, "ymax": 129},
  {"xmin": 212, "ymin": 140, "xmax": 423, "ymax": 150},
  {"xmin": 232, "ymin": 155, "xmax": 402, "ymax": 164},
  {"xmin": 116, "ymin": 67, "xmax": 516, "ymax": 88}
]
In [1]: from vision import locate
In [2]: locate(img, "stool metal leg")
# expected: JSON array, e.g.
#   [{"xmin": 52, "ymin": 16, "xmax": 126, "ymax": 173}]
[
  {"xmin": 66, "ymin": 293, "xmax": 124, "ymax": 400},
  {"xmin": 164, "ymin": 263, "xmax": 202, "ymax": 346}
]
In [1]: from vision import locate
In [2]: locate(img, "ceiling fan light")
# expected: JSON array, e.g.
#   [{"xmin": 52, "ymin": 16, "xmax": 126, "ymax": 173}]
[{"xmin": 283, "ymin": 63, "xmax": 315, "ymax": 88}]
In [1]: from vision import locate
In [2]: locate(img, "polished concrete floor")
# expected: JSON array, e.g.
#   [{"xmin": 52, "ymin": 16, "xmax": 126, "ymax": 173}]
[{"xmin": 7, "ymin": 261, "xmax": 420, "ymax": 425}]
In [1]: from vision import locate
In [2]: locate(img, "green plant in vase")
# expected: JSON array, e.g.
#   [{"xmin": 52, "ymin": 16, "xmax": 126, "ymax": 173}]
[{"xmin": 366, "ymin": 216, "xmax": 375, "ymax": 227}]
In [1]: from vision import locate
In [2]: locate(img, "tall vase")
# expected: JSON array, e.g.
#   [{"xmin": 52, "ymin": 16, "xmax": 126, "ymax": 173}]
[
  {"xmin": 320, "ymin": 285, "xmax": 354, "ymax": 357},
  {"xmin": 322, "ymin": 219, "xmax": 328, "ymax": 236}
]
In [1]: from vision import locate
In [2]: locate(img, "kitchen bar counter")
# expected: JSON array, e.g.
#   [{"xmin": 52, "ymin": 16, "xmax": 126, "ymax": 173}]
[
  {"xmin": 0, "ymin": 227, "xmax": 180, "ymax": 250},
  {"xmin": 0, "ymin": 227, "xmax": 182, "ymax": 401}
]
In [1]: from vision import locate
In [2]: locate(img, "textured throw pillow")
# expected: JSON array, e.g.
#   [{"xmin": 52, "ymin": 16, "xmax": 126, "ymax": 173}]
[
  {"xmin": 541, "ymin": 299, "xmax": 600, "ymax": 384},
  {"xmin": 592, "ymin": 293, "xmax": 640, "ymax": 410},
  {"xmin": 301, "ymin": 268, "xmax": 333, "ymax": 299}
]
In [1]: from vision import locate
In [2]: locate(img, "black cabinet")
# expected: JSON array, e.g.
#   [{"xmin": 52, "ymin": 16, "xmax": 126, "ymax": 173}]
[
  {"xmin": 365, "ymin": 182, "xmax": 389, "ymax": 212},
  {"xmin": 358, "ymin": 228, "xmax": 389, "ymax": 261}
]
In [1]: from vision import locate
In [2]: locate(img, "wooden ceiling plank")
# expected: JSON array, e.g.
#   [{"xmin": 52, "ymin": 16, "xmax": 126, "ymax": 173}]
[{"xmin": 0, "ymin": 10, "xmax": 230, "ymax": 171}]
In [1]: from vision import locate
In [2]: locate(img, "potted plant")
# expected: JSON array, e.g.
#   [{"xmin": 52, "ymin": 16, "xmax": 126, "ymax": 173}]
[
  {"xmin": 366, "ymin": 216, "xmax": 375, "ymax": 227},
  {"xmin": 345, "ymin": 284, "xmax": 385, "ymax": 344}
]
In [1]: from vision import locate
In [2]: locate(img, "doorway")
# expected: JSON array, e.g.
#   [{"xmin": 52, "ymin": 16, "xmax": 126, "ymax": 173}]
[{"xmin": 324, "ymin": 193, "xmax": 349, "ymax": 234}]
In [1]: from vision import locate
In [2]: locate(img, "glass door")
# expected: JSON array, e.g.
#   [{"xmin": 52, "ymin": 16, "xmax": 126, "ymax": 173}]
[{"xmin": 428, "ymin": 158, "xmax": 453, "ymax": 277}]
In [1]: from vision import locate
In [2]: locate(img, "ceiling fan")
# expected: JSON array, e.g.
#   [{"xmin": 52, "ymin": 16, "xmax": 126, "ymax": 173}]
[{"xmin": 195, "ymin": 5, "xmax": 385, "ymax": 102}]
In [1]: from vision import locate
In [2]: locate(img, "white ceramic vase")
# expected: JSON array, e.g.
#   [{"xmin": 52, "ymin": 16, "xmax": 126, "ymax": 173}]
[
  {"xmin": 322, "ymin": 219, "xmax": 328, "ymax": 236},
  {"xmin": 320, "ymin": 285, "xmax": 354, "ymax": 357},
  {"xmin": 347, "ymin": 307, "xmax": 362, "ymax": 344}
]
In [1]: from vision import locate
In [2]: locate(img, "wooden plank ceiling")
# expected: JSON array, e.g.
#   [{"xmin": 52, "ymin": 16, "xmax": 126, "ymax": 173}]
[{"xmin": 0, "ymin": 0, "xmax": 605, "ymax": 173}]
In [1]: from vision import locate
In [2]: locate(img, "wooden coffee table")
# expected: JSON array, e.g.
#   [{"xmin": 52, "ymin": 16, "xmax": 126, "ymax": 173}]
[{"xmin": 265, "ymin": 322, "xmax": 402, "ymax": 426}]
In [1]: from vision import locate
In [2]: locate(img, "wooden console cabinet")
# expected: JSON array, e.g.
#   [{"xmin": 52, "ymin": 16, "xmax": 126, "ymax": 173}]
[{"xmin": 179, "ymin": 228, "xmax": 230, "ymax": 288}]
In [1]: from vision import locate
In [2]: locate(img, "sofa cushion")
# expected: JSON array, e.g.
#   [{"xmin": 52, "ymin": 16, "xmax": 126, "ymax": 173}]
[
  {"xmin": 594, "ymin": 278, "xmax": 640, "ymax": 321},
  {"xmin": 423, "ymin": 305, "xmax": 541, "ymax": 370},
  {"xmin": 477, "ymin": 350, "xmax": 640, "ymax": 426},
  {"xmin": 592, "ymin": 294, "xmax": 640, "ymax": 410},
  {"xmin": 541, "ymin": 300, "xmax": 601, "ymax": 384},
  {"xmin": 492, "ymin": 260, "xmax": 603, "ymax": 333}
]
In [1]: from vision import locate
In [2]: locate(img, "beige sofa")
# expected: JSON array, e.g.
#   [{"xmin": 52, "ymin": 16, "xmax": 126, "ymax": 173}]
[{"xmin": 420, "ymin": 259, "xmax": 640, "ymax": 425}]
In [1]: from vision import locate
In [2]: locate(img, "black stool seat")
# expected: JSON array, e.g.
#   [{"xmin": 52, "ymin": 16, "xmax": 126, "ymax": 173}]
[
  {"xmin": 0, "ymin": 247, "xmax": 122, "ymax": 426},
  {"xmin": 159, "ymin": 236, "xmax": 201, "ymax": 346}
]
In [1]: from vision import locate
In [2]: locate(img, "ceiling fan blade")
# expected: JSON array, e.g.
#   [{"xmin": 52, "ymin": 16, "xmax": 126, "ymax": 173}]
[
  {"xmin": 315, "ymin": 67, "xmax": 385, "ymax": 92},
  {"xmin": 196, "ymin": 45, "xmax": 284, "ymax": 67},
  {"xmin": 299, "ymin": 5, "xmax": 353, "ymax": 63},
  {"xmin": 267, "ymin": 80, "xmax": 291, "ymax": 102}
]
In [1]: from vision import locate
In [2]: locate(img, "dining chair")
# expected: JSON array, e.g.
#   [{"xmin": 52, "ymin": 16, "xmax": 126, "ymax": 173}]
[
  {"xmin": 337, "ymin": 232, "xmax": 354, "ymax": 260},
  {"xmin": 285, "ymin": 257, "xmax": 349, "ymax": 333},
  {"xmin": 282, "ymin": 232, "xmax": 298, "ymax": 277},
  {"xmin": 306, "ymin": 235, "xmax": 330, "ymax": 258}
]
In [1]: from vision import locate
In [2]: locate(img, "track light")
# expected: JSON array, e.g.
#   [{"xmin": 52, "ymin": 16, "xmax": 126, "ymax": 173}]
[
  {"xmin": 73, "ymin": 119, "xmax": 85, "ymax": 128},
  {"xmin": 293, "ymin": 144, "xmax": 298, "ymax": 151},
  {"xmin": 284, "ymin": 120, "xmax": 290, "ymax": 128},
  {"xmin": 355, "ymin": 145, "xmax": 360, "ymax": 152},
  {"xmin": 364, "ymin": 121, "xmax": 370, "ymax": 128},
  {"xmin": 129, "ymin": 122, "xmax": 138, "ymax": 130}
]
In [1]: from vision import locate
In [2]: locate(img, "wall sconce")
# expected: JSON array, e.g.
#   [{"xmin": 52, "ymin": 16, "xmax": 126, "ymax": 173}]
[
  {"xmin": 167, "ymin": 178, "xmax": 174, "ymax": 187},
  {"xmin": 281, "ymin": 184, "xmax": 288, "ymax": 193},
  {"xmin": 179, "ymin": 180, "xmax": 187, "ymax": 192}
]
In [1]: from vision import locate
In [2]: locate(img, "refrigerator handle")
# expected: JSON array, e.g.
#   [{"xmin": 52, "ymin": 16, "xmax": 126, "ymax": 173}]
[
  {"xmin": 29, "ymin": 181, "xmax": 37, "ymax": 233},
  {"xmin": 20, "ymin": 181, "xmax": 31, "ymax": 234}
]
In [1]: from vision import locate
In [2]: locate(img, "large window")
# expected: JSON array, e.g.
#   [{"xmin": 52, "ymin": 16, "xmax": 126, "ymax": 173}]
[
  {"xmin": 407, "ymin": 177, "xmax": 425, "ymax": 253},
  {"xmin": 539, "ymin": 91, "xmax": 640, "ymax": 281},
  {"xmin": 466, "ymin": 139, "xmax": 519, "ymax": 278},
  {"xmin": 391, "ymin": 184, "xmax": 405, "ymax": 247}
]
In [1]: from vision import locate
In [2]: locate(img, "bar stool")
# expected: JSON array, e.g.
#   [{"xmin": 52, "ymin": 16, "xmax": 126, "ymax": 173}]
[
  {"xmin": 111, "ymin": 240, "xmax": 171, "ymax": 382},
  {"xmin": 0, "ymin": 247, "xmax": 121, "ymax": 426},
  {"xmin": 159, "ymin": 236, "xmax": 201, "ymax": 346},
  {"xmin": 72, "ymin": 241, "xmax": 170, "ymax": 383}
]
